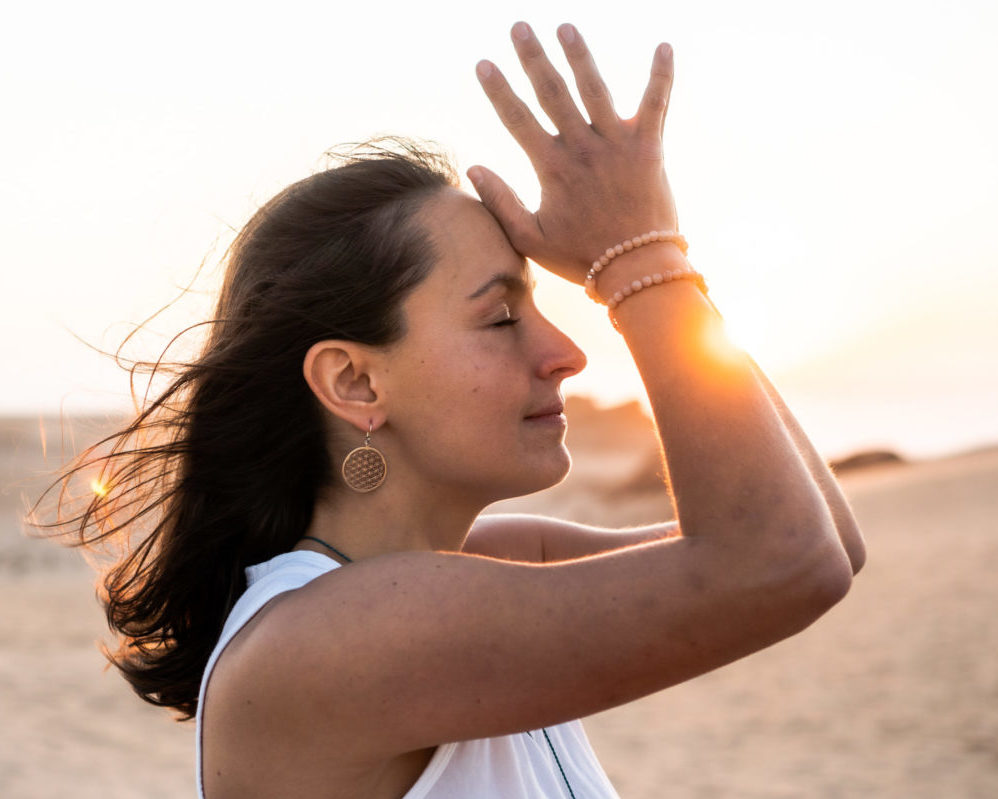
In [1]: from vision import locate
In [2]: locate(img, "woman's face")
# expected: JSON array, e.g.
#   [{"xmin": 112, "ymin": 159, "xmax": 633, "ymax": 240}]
[{"xmin": 379, "ymin": 188, "xmax": 587, "ymax": 505}]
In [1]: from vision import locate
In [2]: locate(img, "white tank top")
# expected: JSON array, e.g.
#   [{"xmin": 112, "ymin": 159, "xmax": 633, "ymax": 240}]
[{"xmin": 195, "ymin": 550, "xmax": 621, "ymax": 798}]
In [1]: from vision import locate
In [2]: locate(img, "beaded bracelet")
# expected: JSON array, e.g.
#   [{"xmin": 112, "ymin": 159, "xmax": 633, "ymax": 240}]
[
  {"xmin": 606, "ymin": 268, "xmax": 709, "ymax": 331},
  {"xmin": 584, "ymin": 230, "xmax": 689, "ymax": 304}
]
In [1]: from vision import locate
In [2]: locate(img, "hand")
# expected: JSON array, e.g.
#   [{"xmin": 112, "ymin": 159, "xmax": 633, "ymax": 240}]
[{"xmin": 469, "ymin": 22, "xmax": 680, "ymax": 285}]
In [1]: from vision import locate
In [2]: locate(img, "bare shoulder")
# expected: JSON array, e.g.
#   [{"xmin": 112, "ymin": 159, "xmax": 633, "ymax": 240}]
[
  {"xmin": 201, "ymin": 574, "xmax": 425, "ymax": 799},
  {"xmin": 200, "ymin": 591, "xmax": 311, "ymax": 797},
  {"xmin": 203, "ymin": 533, "xmax": 847, "ymax": 794}
]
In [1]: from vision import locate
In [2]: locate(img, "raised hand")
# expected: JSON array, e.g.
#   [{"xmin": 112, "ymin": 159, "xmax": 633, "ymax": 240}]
[{"xmin": 469, "ymin": 22, "xmax": 680, "ymax": 285}]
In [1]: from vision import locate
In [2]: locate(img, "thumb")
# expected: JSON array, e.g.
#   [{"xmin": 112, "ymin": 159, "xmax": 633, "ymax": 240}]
[{"xmin": 466, "ymin": 165, "xmax": 539, "ymax": 252}]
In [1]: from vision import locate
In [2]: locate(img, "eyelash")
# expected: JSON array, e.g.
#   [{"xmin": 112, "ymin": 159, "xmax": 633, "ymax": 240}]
[{"xmin": 491, "ymin": 317, "xmax": 521, "ymax": 328}]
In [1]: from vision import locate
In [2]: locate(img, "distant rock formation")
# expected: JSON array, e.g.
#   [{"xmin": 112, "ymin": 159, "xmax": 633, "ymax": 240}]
[
  {"xmin": 563, "ymin": 397, "xmax": 668, "ymax": 498},
  {"xmin": 611, "ymin": 447, "xmax": 672, "ymax": 497},
  {"xmin": 564, "ymin": 395, "xmax": 912, "ymax": 490},
  {"xmin": 564, "ymin": 395, "xmax": 657, "ymax": 452},
  {"xmin": 830, "ymin": 449, "xmax": 906, "ymax": 474}
]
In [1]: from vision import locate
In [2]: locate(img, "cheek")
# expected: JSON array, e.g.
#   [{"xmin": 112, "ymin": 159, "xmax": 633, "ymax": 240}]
[
  {"xmin": 402, "ymin": 363, "xmax": 524, "ymax": 448},
  {"xmin": 386, "ymin": 325, "xmax": 531, "ymax": 433},
  {"xmin": 404, "ymin": 336, "xmax": 523, "ymax": 395}
]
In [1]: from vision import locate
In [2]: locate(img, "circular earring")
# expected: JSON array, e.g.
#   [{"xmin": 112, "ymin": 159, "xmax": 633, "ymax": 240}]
[{"xmin": 341, "ymin": 422, "xmax": 387, "ymax": 493}]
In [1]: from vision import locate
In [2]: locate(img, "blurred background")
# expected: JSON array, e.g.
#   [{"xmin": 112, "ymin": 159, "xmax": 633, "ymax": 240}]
[{"xmin": 1, "ymin": 0, "xmax": 996, "ymax": 797}]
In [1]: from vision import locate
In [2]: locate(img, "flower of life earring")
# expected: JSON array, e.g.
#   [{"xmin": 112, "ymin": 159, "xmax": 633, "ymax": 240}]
[{"xmin": 341, "ymin": 421, "xmax": 387, "ymax": 493}]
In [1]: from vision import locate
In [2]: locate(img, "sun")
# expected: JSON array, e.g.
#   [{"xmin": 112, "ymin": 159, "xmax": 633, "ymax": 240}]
[{"xmin": 695, "ymin": 310, "xmax": 748, "ymax": 365}]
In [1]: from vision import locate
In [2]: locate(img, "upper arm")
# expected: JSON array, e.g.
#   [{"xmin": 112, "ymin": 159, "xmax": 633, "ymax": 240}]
[
  {"xmin": 223, "ymin": 533, "xmax": 849, "ymax": 765},
  {"xmin": 463, "ymin": 512, "xmax": 680, "ymax": 562}
]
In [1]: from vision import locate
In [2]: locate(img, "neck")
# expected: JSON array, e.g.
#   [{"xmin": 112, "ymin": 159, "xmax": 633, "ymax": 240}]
[{"xmin": 301, "ymin": 476, "xmax": 485, "ymax": 563}]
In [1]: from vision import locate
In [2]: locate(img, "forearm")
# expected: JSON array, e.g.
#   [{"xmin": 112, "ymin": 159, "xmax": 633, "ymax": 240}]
[
  {"xmin": 746, "ymin": 357, "xmax": 866, "ymax": 573},
  {"xmin": 605, "ymin": 245, "xmax": 850, "ymax": 573},
  {"xmin": 473, "ymin": 21, "xmax": 858, "ymax": 581}
]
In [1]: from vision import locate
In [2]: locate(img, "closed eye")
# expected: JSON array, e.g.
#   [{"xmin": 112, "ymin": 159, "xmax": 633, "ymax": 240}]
[{"xmin": 491, "ymin": 317, "xmax": 521, "ymax": 328}]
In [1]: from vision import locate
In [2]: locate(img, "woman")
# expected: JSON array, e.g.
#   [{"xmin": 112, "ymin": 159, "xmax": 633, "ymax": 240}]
[{"xmin": 43, "ymin": 21, "xmax": 864, "ymax": 799}]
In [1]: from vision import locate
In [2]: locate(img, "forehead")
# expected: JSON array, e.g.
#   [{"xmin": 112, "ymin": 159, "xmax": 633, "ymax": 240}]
[{"xmin": 415, "ymin": 188, "xmax": 528, "ymax": 292}]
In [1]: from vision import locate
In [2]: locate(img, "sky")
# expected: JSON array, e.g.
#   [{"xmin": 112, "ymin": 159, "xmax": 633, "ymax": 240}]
[{"xmin": 2, "ymin": 0, "xmax": 996, "ymax": 460}]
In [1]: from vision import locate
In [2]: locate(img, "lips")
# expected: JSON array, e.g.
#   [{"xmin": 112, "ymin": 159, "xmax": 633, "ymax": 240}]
[{"xmin": 524, "ymin": 401, "xmax": 565, "ymax": 419}]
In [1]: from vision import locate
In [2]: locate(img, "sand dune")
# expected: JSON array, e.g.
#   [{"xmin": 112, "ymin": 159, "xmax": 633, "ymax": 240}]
[{"xmin": 1, "ymin": 411, "xmax": 996, "ymax": 797}]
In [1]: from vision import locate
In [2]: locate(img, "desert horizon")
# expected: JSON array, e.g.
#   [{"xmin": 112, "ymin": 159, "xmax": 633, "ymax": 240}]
[
  {"xmin": 3, "ymin": 1, "xmax": 996, "ymax": 795},
  {"xmin": 2, "ymin": 402, "xmax": 996, "ymax": 797},
  {"xmin": 4, "ymin": 391, "xmax": 995, "ymax": 477}
]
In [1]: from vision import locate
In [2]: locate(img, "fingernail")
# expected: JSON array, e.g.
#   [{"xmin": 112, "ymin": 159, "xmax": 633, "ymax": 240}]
[
  {"xmin": 558, "ymin": 23, "xmax": 577, "ymax": 44},
  {"xmin": 512, "ymin": 21, "xmax": 531, "ymax": 41},
  {"xmin": 658, "ymin": 42, "xmax": 673, "ymax": 59},
  {"xmin": 476, "ymin": 60, "xmax": 494, "ymax": 79},
  {"xmin": 467, "ymin": 167, "xmax": 483, "ymax": 185}
]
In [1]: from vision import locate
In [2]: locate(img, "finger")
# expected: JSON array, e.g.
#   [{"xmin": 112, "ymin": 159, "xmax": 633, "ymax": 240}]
[
  {"xmin": 556, "ymin": 23, "xmax": 618, "ymax": 135},
  {"xmin": 509, "ymin": 21, "xmax": 590, "ymax": 136},
  {"xmin": 636, "ymin": 43, "xmax": 675, "ymax": 141},
  {"xmin": 476, "ymin": 59, "xmax": 552, "ymax": 160},
  {"xmin": 466, "ymin": 165, "xmax": 541, "ymax": 253}
]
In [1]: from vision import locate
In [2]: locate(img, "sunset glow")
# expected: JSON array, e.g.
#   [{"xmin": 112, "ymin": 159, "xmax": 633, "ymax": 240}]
[
  {"xmin": 1, "ymin": 1, "xmax": 995, "ymax": 461},
  {"xmin": 700, "ymin": 312, "xmax": 748, "ymax": 370}
]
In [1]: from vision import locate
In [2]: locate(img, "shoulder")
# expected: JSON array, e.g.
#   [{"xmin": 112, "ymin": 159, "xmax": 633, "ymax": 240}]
[{"xmin": 200, "ymin": 552, "xmax": 370, "ymax": 795}]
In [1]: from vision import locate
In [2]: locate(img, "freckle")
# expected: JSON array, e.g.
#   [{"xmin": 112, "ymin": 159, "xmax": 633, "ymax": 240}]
[{"xmin": 472, "ymin": 386, "xmax": 479, "ymax": 393}]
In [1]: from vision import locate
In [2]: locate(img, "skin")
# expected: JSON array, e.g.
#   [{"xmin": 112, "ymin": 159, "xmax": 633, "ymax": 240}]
[
  {"xmin": 201, "ymin": 21, "xmax": 865, "ymax": 799},
  {"xmin": 292, "ymin": 189, "xmax": 589, "ymax": 564}
]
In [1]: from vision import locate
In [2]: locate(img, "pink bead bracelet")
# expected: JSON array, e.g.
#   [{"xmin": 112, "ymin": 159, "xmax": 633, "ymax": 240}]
[
  {"xmin": 584, "ymin": 230, "xmax": 689, "ymax": 304},
  {"xmin": 606, "ymin": 268, "xmax": 709, "ymax": 330}
]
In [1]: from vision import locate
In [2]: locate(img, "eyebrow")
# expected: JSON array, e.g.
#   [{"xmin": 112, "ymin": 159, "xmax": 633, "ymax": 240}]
[{"xmin": 466, "ymin": 268, "xmax": 537, "ymax": 300}]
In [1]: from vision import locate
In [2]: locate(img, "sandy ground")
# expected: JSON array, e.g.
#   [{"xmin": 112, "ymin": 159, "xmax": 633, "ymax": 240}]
[{"xmin": 1, "ymin": 411, "xmax": 996, "ymax": 798}]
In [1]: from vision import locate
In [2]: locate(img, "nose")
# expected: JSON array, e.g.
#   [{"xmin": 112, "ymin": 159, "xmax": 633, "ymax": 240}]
[{"xmin": 535, "ymin": 314, "xmax": 587, "ymax": 381}]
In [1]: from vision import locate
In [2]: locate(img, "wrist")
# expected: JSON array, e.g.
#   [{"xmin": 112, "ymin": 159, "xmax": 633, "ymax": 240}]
[{"xmin": 591, "ymin": 242, "xmax": 691, "ymax": 302}]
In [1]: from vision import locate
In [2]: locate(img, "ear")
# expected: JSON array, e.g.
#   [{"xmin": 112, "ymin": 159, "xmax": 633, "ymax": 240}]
[{"xmin": 303, "ymin": 340, "xmax": 386, "ymax": 433}]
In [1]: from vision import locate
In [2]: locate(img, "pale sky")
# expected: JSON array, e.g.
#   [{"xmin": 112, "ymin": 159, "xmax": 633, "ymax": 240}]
[{"xmin": 2, "ymin": 0, "xmax": 996, "ymax": 459}]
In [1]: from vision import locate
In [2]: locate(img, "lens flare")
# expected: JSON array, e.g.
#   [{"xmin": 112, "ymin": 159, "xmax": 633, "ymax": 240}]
[{"xmin": 700, "ymin": 314, "xmax": 746, "ymax": 366}]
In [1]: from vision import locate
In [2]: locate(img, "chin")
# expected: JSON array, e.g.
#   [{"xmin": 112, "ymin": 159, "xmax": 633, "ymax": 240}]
[{"xmin": 501, "ymin": 445, "xmax": 573, "ymax": 500}]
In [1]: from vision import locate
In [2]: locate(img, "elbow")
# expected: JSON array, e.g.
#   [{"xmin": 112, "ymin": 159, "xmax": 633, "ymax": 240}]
[
  {"xmin": 787, "ymin": 541, "xmax": 855, "ymax": 624},
  {"xmin": 841, "ymin": 517, "xmax": 867, "ymax": 576},
  {"xmin": 829, "ymin": 493, "xmax": 867, "ymax": 576},
  {"xmin": 811, "ymin": 549, "xmax": 855, "ymax": 609},
  {"xmin": 781, "ymin": 502, "xmax": 861, "ymax": 612},
  {"xmin": 847, "ymin": 535, "xmax": 867, "ymax": 576},
  {"xmin": 760, "ymin": 517, "xmax": 856, "ymax": 627}
]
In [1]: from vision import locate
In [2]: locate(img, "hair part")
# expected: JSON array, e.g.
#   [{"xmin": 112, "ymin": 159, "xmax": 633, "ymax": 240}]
[{"xmin": 32, "ymin": 138, "xmax": 458, "ymax": 718}]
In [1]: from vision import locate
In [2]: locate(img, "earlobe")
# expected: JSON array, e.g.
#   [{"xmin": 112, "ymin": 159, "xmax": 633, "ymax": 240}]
[{"xmin": 302, "ymin": 341, "xmax": 384, "ymax": 432}]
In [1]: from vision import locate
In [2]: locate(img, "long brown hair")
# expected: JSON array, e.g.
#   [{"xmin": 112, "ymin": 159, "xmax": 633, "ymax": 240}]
[{"xmin": 33, "ymin": 139, "xmax": 457, "ymax": 719}]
